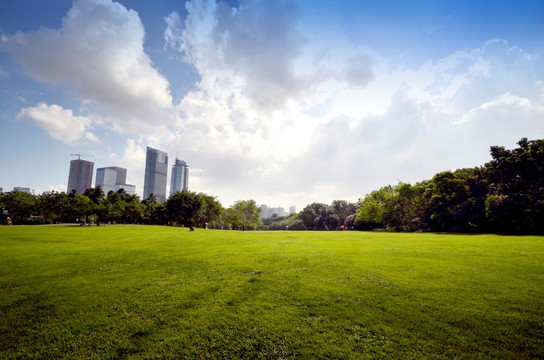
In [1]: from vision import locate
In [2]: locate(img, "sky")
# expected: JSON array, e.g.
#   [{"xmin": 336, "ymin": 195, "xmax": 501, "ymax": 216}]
[{"xmin": 1, "ymin": 0, "xmax": 543, "ymax": 210}]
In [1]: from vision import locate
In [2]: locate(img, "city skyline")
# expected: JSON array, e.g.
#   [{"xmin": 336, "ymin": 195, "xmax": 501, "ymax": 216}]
[{"xmin": 1, "ymin": 0, "xmax": 543, "ymax": 210}]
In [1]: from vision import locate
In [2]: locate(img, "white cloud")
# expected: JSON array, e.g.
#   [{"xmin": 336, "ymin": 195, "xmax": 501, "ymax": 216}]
[
  {"xmin": 3, "ymin": 0, "xmax": 173, "ymax": 134},
  {"xmin": 42, "ymin": 184, "xmax": 68, "ymax": 194},
  {"xmin": 456, "ymin": 92, "xmax": 544, "ymax": 125},
  {"xmin": 17, "ymin": 102, "xmax": 98, "ymax": 145}
]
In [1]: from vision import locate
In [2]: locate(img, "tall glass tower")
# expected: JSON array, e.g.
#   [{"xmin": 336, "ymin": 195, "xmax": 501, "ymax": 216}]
[
  {"xmin": 170, "ymin": 158, "xmax": 189, "ymax": 195},
  {"xmin": 143, "ymin": 146, "xmax": 168, "ymax": 203},
  {"xmin": 67, "ymin": 159, "xmax": 94, "ymax": 194}
]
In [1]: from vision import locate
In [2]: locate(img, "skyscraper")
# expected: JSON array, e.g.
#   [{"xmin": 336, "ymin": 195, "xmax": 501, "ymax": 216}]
[
  {"xmin": 96, "ymin": 166, "xmax": 134, "ymax": 194},
  {"xmin": 143, "ymin": 146, "xmax": 168, "ymax": 203},
  {"xmin": 67, "ymin": 159, "xmax": 94, "ymax": 194},
  {"xmin": 170, "ymin": 158, "xmax": 189, "ymax": 195}
]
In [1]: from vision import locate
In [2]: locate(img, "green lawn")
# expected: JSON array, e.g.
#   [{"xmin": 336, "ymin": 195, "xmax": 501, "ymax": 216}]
[{"xmin": 0, "ymin": 226, "xmax": 543, "ymax": 359}]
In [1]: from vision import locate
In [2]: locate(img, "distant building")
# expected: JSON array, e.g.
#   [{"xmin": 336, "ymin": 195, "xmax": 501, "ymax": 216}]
[
  {"xmin": 143, "ymin": 146, "xmax": 168, "ymax": 203},
  {"xmin": 260, "ymin": 204, "xmax": 269, "ymax": 219},
  {"xmin": 170, "ymin": 158, "xmax": 189, "ymax": 195},
  {"xmin": 0, "ymin": 187, "xmax": 3, "ymax": 194},
  {"xmin": 96, "ymin": 166, "xmax": 134, "ymax": 195},
  {"xmin": 96, "ymin": 167, "xmax": 117, "ymax": 194},
  {"xmin": 13, "ymin": 187, "xmax": 31, "ymax": 194},
  {"xmin": 67, "ymin": 159, "xmax": 94, "ymax": 194},
  {"xmin": 289, "ymin": 205, "xmax": 296, "ymax": 214},
  {"xmin": 260, "ymin": 204, "xmax": 295, "ymax": 219}
]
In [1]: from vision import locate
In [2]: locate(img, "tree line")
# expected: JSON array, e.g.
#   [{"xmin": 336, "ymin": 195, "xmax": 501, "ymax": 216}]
[
  {"xmin": 1, "ymin": 138, "xmax": 542, "ymax": 234},
  {"xmin": 0, "ymin": 187, "xmax": 262, "ymax": 230},
  {"xmin": 355, "ymin": 138, "xmax": 544, "ymax": 234},
  {"xmin": 294, "ymin": 138, "xmax": 543, "ymax": 234}
]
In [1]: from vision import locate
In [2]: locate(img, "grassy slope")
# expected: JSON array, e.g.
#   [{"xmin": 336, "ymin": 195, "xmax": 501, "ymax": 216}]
[{"xmin": 0, "ymin": 226, "xmax": 543, "ymax": 359}]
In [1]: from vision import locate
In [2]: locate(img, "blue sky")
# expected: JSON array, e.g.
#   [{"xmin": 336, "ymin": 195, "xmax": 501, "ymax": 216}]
[{"xmin": 1, "ymin": 0, "xmax": 543, "ymax": 210}]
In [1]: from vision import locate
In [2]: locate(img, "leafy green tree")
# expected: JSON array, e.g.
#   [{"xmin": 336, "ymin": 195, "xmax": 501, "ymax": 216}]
[
  {"xmin": 423, "ymin": 171, "xmax": 470, "ymax": 232},
  {"xmin": 84, "ymin": 186, "xmax": 105, "ymax": 205},
  {"xmin": 37, "ymin": 191, "xmax": 70, "ymax": 223},
  {"xmin": 70, "ymin": 194, "xmax": 94, "ymax": 223},
  {"xmin": 1, "ymin": 191, "xmax": 36, "ymax": 224},
  {"xmin": 330, "ymin": 200, "xmax": 358, "ymax": 228},
  {"xmin": 125, "ymin": 201, "xmax": 145, "ymax": 224},
  {"xmin": 142, "ymin": 194, "xmax": 160, "ymax": 224},
  {"xmin": 194, "ymin": 193, "xmax": 223, "ymax": 228},
  {"xmin": 299, "ymin": 202, "xmax": 332, "ymax": 230},
  {"xmin": 356, "ymin": 186, "xmax": 397, "ymax": 230},
  {"xmin": 166, "ymin": 189, "xmax": 202, "ymax": 226},
  {"xmin": 485, "ymin": 138, "xmax": 544, "ymax": 233},
  {"xmin": 230, "ymin": 200, "xmax": 261, "ymax": 230},
  {"xmin": 259, "ymin": 214, "xmax": 305, "ymax": 230},
  {"xmin": 454, "ymin": 167, "xmax": 489, "ymax": 231},
  {"xmin": 222, "ymin": 207, "xmax": 243, "ymax": 230}
]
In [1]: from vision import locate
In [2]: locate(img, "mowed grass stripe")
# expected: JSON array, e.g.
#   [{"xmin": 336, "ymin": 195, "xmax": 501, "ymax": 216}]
[{"xmin": 1, "ymin": 226, "xmax": 542, "ymax": 359}]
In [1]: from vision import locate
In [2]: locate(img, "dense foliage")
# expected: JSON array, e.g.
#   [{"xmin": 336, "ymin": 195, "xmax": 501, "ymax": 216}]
[
  {"xmin": 0, "ymin": 188, "xmax": 261, "ymax": 230},
  {"xmin": 356, "ymin": 138, "xmax": 544, "ymax": 234}
]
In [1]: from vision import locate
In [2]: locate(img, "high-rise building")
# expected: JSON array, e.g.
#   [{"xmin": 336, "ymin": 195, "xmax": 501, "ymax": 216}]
[
  {"xmin": 289, "ymin": 205, "xmax": 296, "ymax": 214},
  {"xmin": 260, "ymin": 204, "xmax": 268, "ymax": 219},
  {"xmin": 96, "ymin": 166, "xmax": 134, "ymax": 194},
  {"xmin": 143, "ymin": 146, "xmax": 168, "ymax": 203},
  {"xmin": 170, "ymin": 158, "xmax": 189, "ymax": 195},
  {"xmin": 95, "ymin": 167, "xmax": 117, "ymax": 194},
  {"xmin": 67, "ymin": 159, "xmax": 94, "ymax": 194}
]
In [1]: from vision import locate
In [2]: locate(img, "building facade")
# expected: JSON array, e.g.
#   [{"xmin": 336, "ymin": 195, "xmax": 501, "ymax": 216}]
[
  {"xmin": 170, "ymin": 158, "xmax": 189, "ymax": 195},
  {"xmin": 96, "ymin": 166, "xmax": 134, "ymax": 195},
  {"xmin": 143, "ymin": 146, "xmax": 168, "ymax": 203},
  {"xmin": 67, "ymin": 159, "xmax": 94, "ymax": 194},
  {"xmin": 95, "ymin": 167, "xmax": 117, "ymax": 194}
]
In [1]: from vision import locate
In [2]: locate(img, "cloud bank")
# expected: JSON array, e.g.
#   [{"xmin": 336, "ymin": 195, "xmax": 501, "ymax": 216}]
[
  {"xmin": 2, "ymin": 0, "xmax": 173, "ymax": 134},
  {"xmin": 3, "ymin": 0, "xmax": 543, "ymax": 208}
]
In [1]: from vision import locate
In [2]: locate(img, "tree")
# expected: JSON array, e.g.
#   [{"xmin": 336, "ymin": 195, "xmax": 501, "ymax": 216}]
[
  {"xmin": 84, "ymin": 186, "xmax": 105, "ymax": 205},
  {"xmin": 194, "ymin": 193, "xmax": 223, "ymax": 228},
  {"xmin": 166, "ymin": 189, "xmax": 202, "ymax": 226},
  {"xmin": 70, "ymin": 194, "xmax": 94, "ymax": 222},
  {"xmin": 37, "ymin": 191, "xmax": 69, "ymax": 223},
  {"xmin": 142, "ymin": 194, "xmax": 161, "ymax": 224},
  {"xmin": 330, "ymin": 200, "xmax": 358, "ymax": 228},
  {"xmin": 356, "ymin": 186, "xmax": 397, "ymax": 230},
  {"xmin": 485, "ymin": 138, "xmax": 544, "ymax": 233},
  {"xmin": 299, "ymin": 203, "xmax": 332, "ymax": 230},
  {"xmin": 230, "ymin": 200, "xmax": 261, "ymax": 230},
  {"xmin": 423, "ymin": 171, "xmax": 470, "ymax": 232},
  {"xmin": 125, "ymin": 201, "xmax": 145, "ymax": 224},
  {"xmin": 1, "ymin": 191, "xmax": 36, "ymax": 224},
  {"xmin": 222, "ymin": 207, "xmax": 243, "ymax": 230}
]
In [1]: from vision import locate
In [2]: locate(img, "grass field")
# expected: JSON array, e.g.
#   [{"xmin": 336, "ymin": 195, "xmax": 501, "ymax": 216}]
[{"xmin": 0, "ymin": 225, "xmax": 543, "ymax": 359}]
